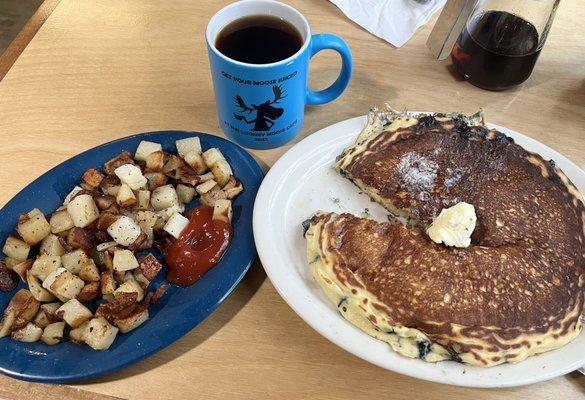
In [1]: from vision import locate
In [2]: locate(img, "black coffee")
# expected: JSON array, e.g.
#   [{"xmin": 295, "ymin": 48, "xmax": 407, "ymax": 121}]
[
  {"xmin": 451, "ymin": 11, "xmax": 541, "ymax": 91},
  {"xmin": 216, "ymin": 15, "xmax": 303, "ymax": 64}
]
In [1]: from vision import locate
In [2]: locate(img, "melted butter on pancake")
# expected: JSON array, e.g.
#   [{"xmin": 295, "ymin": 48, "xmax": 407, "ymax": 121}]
[{"xmin": 427, "ymin": 202, "xmax": 476, "ymax": 248}]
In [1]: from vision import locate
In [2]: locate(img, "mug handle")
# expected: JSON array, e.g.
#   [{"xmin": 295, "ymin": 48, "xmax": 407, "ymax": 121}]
[{"xmin": 306, "ymin": 34, "xmax": 353, "ymax": 106}]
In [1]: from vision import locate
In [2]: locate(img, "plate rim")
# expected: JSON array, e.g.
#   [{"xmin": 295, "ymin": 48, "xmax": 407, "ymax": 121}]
[
  {"xmin": 0, "ymin": 130, "xmax": 263, "ymax": 383},
  {"xmin": 253, "ymin": 115, "xmax": 585, "ymax": 388}
]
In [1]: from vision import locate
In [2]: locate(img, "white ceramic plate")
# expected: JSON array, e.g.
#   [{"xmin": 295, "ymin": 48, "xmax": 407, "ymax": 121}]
[{"xmin": 253, "ymin": 116, "xmax": 585, "ymax": 388}]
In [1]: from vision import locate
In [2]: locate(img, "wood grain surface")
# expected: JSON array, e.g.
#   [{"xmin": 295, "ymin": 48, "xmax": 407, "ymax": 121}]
[{"xmin": 0, "ymin": 0, "xmax": 584, "ymax": 399}]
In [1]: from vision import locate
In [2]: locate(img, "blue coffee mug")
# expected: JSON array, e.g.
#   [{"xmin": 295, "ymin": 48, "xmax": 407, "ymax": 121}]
[{"xmin": 206, "ymin": 0, "xmax": 352, "ymax": 150}]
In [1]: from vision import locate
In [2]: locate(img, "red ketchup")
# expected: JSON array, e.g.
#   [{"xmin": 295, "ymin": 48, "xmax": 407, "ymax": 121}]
[{"xmin": 165, "ymin": 205, "xmax": 233, "ymax": 286}]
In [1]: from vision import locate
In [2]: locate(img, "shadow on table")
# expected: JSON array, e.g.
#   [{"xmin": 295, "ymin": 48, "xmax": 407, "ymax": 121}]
[{"xmin": 81, "ymin": 259, "xmax": 267, "ymax": 384}]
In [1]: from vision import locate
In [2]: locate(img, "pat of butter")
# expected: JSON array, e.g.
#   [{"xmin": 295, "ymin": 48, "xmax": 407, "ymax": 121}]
[{"xmin": 427, "ymin": 202, "xmax": 476, "ymax": 248}]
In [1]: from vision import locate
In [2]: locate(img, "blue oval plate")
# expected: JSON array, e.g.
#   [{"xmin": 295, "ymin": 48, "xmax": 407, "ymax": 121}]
[{"xmin": 0, "ymin": 131, "xmax": 263, "ymax": 383}]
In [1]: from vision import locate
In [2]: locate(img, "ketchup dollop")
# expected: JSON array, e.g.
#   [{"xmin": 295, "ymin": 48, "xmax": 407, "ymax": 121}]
[{"xmin": 166, "ymin": 205, "xmax": 233, "ymax": 286}]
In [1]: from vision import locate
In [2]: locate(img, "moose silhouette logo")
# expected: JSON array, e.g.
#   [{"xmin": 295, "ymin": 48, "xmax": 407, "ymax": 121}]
[{"xmin": 233, "ymin": 85, "xmax": 286, "ymax": 131}]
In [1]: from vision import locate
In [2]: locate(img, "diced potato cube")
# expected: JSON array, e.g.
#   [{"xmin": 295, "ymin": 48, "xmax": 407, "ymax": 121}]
[
  {"xmin": 133, "ymin": 269, "xmax": 150, "ymax": 289},
  {"xmin": 135, "ymin": 140, "xmax": 162, "ymax": 161},
  {"xmin": 211, "ymin": 159, "xmax": 233, "ymax": 187},
  {"xmin": 41, "ymin": 321, "xmax": 65, "ymax": 345},
  {"xmin": 67, "ymin": 194, "xmax": 99, "ymax": 228},
  {"xmin": 196, "ymin": 179, "xmax": 217, "ymax": 195},
  {"xmin": 4, "ymin": 257, "xmax": 19, "ymax": 268},
  {"xmin": 114, "ymin": 305, "xmax": 149, "ymax": 334},
  {"xmin": 184, "ymin": 151, "xmax": 207, "ymax": 174},
  {"xmin": 213, "ymin": 199, "xmax": 232, "ymax": 224},
  {"xmin": 198, "ymin": 172, "xmax": 215, "ymax": 182},
  {"xmin": 3, "ymin": 236, "xmax": 30, "ymax": 261},
  {"xmin": 30, "ymin": 255, "xmax": 62, "ymax": 281},
  {"xmin": 63, "ymin": 186, "xmax": 82, "ymax": 205},
  {"xmin": 113, "ymin": 249, "xmax": 139, "ymax": 272},
  {"xmin": 39, "ymin": 234, "xmax": 66, "ymax": 257},
  {"xmin": 82, "ymin": 168, "xmax": 104, "ymax": 188},
  {"xmin": 11, "ymin": 322, "xmax": 42, "ymax": 343},
  {"xmin": 43, "ymin": 268, "xmax": 85, "ymax": 302},
  {"xmin": 84, "ymin": 317, "xmax": 119, "ymax": 350},
  {"xmin": 17, "ymin": 209, "xmax": 51, "ymax": 245},
  {"xmin": 69, "ymin": 321, "xmax": 88, "ymax": 344},
  {"xmin": 56, "ymin": 299, "xmax": 93, "ymax": 328},
  {"xmin": 176, "ymin": 184, "xmax": 196, "ymax": 204},
  {"xmin": 202, "ymin": 148, "xmax": 225, "ymax": 168},
  {"xmin": 77, "ymin": 281, "xmax": 100, "ymax": 302},
  {"xmin": 201, "ymin": 186, "xmax": 227, "ymax": 207},
  {"xmin": 155, "ymin": 204, "xmax": 184, "ymax": 223},
  {"xmin": 176, "ymin": 137, "xmax": 201, "ymax": 158},
  {"xmin": 144, "ymin": 151, "xmax": 166, "ymax": 173},
  {"xmin": 163, "ymin": 212, "xmax": 189, "ymax": 239},
  {"xmin": 27, "ymin": 273, "xmax": 55, "ymax": 302},
  {"xmin": 101, "ymin": 272, "xmax": 117, "ymax": 295},
  {"xmin": 224, "ymin": 181, "xmax": 244, "ymax": 199},
  {"xmin": 137, "ymin": 190, "xmax": 151, "ymax": 209},
  {"xmin": 78, "ymin": 260, "xmax": 100, "ymax": 282},
  {"xmin": 107, "ymin": 216, "xmax": 142, "ymax": 246},
  {"xmin": 144, "ymin": 172, "xmax": 168, "ymax": 190},
  {"xmin": 151, "ymin": 184, "xmax": 179, "ymax": 211},
  {"xmin": 50, "ymin": 209, "xmax": 74, "ymax": 235},
  {"xmin": 134, "ymin": 210, "xmax": 158, "ymax": 230},
  {"xmin": 114, "ymin": 164, "xmax": 147, "ymax": 190},
  {"xmin": 12, "ymin": 259, "xmax": 33, "ymax": 281},
  {"xmin": 0, "ymin": 289, "xmax": 40, "ymax": 337},
  {"xmin": 114, "ymin": 279, "xmax": 144, "ymax": 301},
  {"xmin": 34, "ymin": 303, "xmax": 61, "ymax": 328},
  {"xmin": 116, "ymin": 183, "xmax": 137, "ymax": 207},
  {"xmin": 101, "ymin": 182, "xmax": 121, "ymax": 197},
  {"xmin": 61, "ymin": 249, "xmax": 90, "ymax": 275}
]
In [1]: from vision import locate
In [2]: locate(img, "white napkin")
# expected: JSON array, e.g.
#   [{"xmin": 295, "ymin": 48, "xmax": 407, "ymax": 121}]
[{"xmin": 329, "ymin": 0, "xmax": 447, "ymax": 48}]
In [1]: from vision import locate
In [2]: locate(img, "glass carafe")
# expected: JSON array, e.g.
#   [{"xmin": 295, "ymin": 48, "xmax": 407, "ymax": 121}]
[{"xmin": 450, "ymin": 0, "xmax": 560, "ymax": 91}]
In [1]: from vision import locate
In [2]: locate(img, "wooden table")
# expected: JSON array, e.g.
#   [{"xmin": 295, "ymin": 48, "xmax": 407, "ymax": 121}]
[{"xmin": 0, "ymin": 1, "xmax": 584, "ymax": 399}]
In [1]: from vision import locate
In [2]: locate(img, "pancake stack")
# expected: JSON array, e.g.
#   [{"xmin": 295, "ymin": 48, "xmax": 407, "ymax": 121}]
[{"xmin": 305, "ymin": 106, "xmax": 585, "ymax": 366}]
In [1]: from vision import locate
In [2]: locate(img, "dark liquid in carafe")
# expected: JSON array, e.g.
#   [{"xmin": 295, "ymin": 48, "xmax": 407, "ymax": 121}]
[
  {"xmin": 216, "ymin": 15, "xmax": 303, "ymax": 64},
  {"xmin": 451, "ymin": 11, "xmax": 541, "ymax": 91}
]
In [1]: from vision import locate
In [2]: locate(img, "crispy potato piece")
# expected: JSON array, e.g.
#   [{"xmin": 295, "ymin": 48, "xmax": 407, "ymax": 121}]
[
  {"xmin": 176, "ymin": 184, "xmax": 197, "ymax": 204},
  {"xmin": 143, "ymin": 283, "xmax": 169, "ymax": 308},
  {"xmin": 114, "ymin": 305, "xmax": 148, "ymax": 333},
  {"xmin": 137, "ymin": 190, "xmax": 151, "ymax": 209},
  {"xmin": 4, "ymin": 257, "xmax": 19, "ymax": 269},
  {"xmin": 12, "ymin": 259, "xmax": 33, "ymax": 281},
  {"xmin": 151, "ymin": 185, "xmax": 179, "ymax": 211},
  {"xmin": 163, "ymin": 212, "xmax": 189, "ymax": 239},
  {"xmin": 114, "ymin": 279, "xmax": 144, "ymax": 301},
  {"xmin": 3, "ymin": 236, "xmax": 31, "ymax": 261},
  {"xmin": 212, "ymin": 199, "xmax": 232, "ymax": 224},
  {"xmin": 17, "ymin": 209, "xmax": 51, "ymax": 245},
  {"xmin": 176, "ymin": 137, "xmax": 201, "ymax": 158},
  {"xmin": 132, "ymin": 269, "xmax": 150, "ymax": 290},
  {"xmin": 135, "ymin": 141, "xmax": 162, "ymax": 161},
  {"xmin": 63, "ymin": 186, "xmax": 83, "ymax": 206},
  {"xmin": 115, "ymin": 164, "xmax": 147, "ymax": 190},
  {"xmin": 144, "ymin": 150, "xmax": 166, "ymax": 173},
  {"xmin": 79, "ymin": 260, "xmax": 100, "ymax": 282},
  {"xmin": 127, "ymin": 232, "xmax": 148, "ymax": 251},
  {"xmin": 56, "ymin": 299, "xmax": 93, "ymax": 328},
  {"xmin": 34, "ymin": 302, "xmax": 62, "ymax": 328},
  {"xmin": 0, "ymin": 289, "xmax": 40, "ymax": 337},
  {"xmin": 116, "ymin": 184, "xmax": 137, "ymax": 207},
  {"xmin": 94, "ymin": 194, "xmax": 115, "ymax": 210},
  {"xmin": 69, "ymin": 321, "xmax": 88, "ymax": 344},
  {"xmin": 96, "ymin": 212, "xmax": 119, "ymax": 231},
  {"xmin": 67, "ymin": 195, "xmax": 100, "ymax": 228},
  {"xmin": 43, "ymin": 268, "xmax": 85, "ymax": 302},
  {"xmin": 202, "ymin": 148, "xmax": 225, "ymax": 168},
  {"xmin": 27, "ymin": 273, "xmax": 55, "ymax": 302},
  {"xmin": 107, "ymin": 216, "xmax": 142, "ymax": 246},
  {"xmin": 11, "ymin": 322, "xmax": 42, "ymax": 343},
  {"xmin": 211, "ymin": 159, "xmax": 233, "ymax": 187},
  {"xmin": 67, "ymin": 227, "xmax": 94, "ymax": 250},
  {"xmin": 61, "ymin": 249, "xmax": 90, "ymax": 275},
  {"xmin": 84, "ymin": 317, "xmax": 119, "ymax": 350},
  {"xmin": 100, "ymin": 272, "xmax": 116, "ymax": 295},
  {"xmin": 113, "ymin": 249, "xmax": 139, "ymax": 272},
  {"xmin": 200, "ymin": 185, "xmax": 227, "ymax": 207},
  {"xmin": 139, "ymin": 254, "xmax": 162, "ymax": 281},
  {"xmin": 77, "ymin": 281, "xmax": 100, "ymax": 302},
  {"xmin": 100, "ymin": 175, "xmax": 121, "ymax": 197},
  {"xmin": 0, "ymin": 262, "xmax": 19, "ymax": 292},
  {"xmin": 41, "ymin": 321, "xmax": 65, "ymax": 345},
  {"xmin": 184, "ymin": 151, "xmax": 207, "ymax": 174},
  {"xmin": 82, "ymin": 168, "xmax": 105, "ymax": 188},
  {"xmin": 144, "ymin": 172, "xmax": 168, "ymax": 190},
  {"xmin": 96, "ymin": 292, "xmax": 138, "ymax": 321},
  {"xmin": 30, "ymin": 255, "xmax": 62, "ymax": 281},
  {"xmin": 40, "ymin": 234, "xmax": 66, "ymax": 256},
  {"xmin": 196, "ymin": 179, "xmax": 217, "ymax": 195},
  {"xmin": 103, "ymin": 151, "xmax": 135, "ymax": 175}
]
